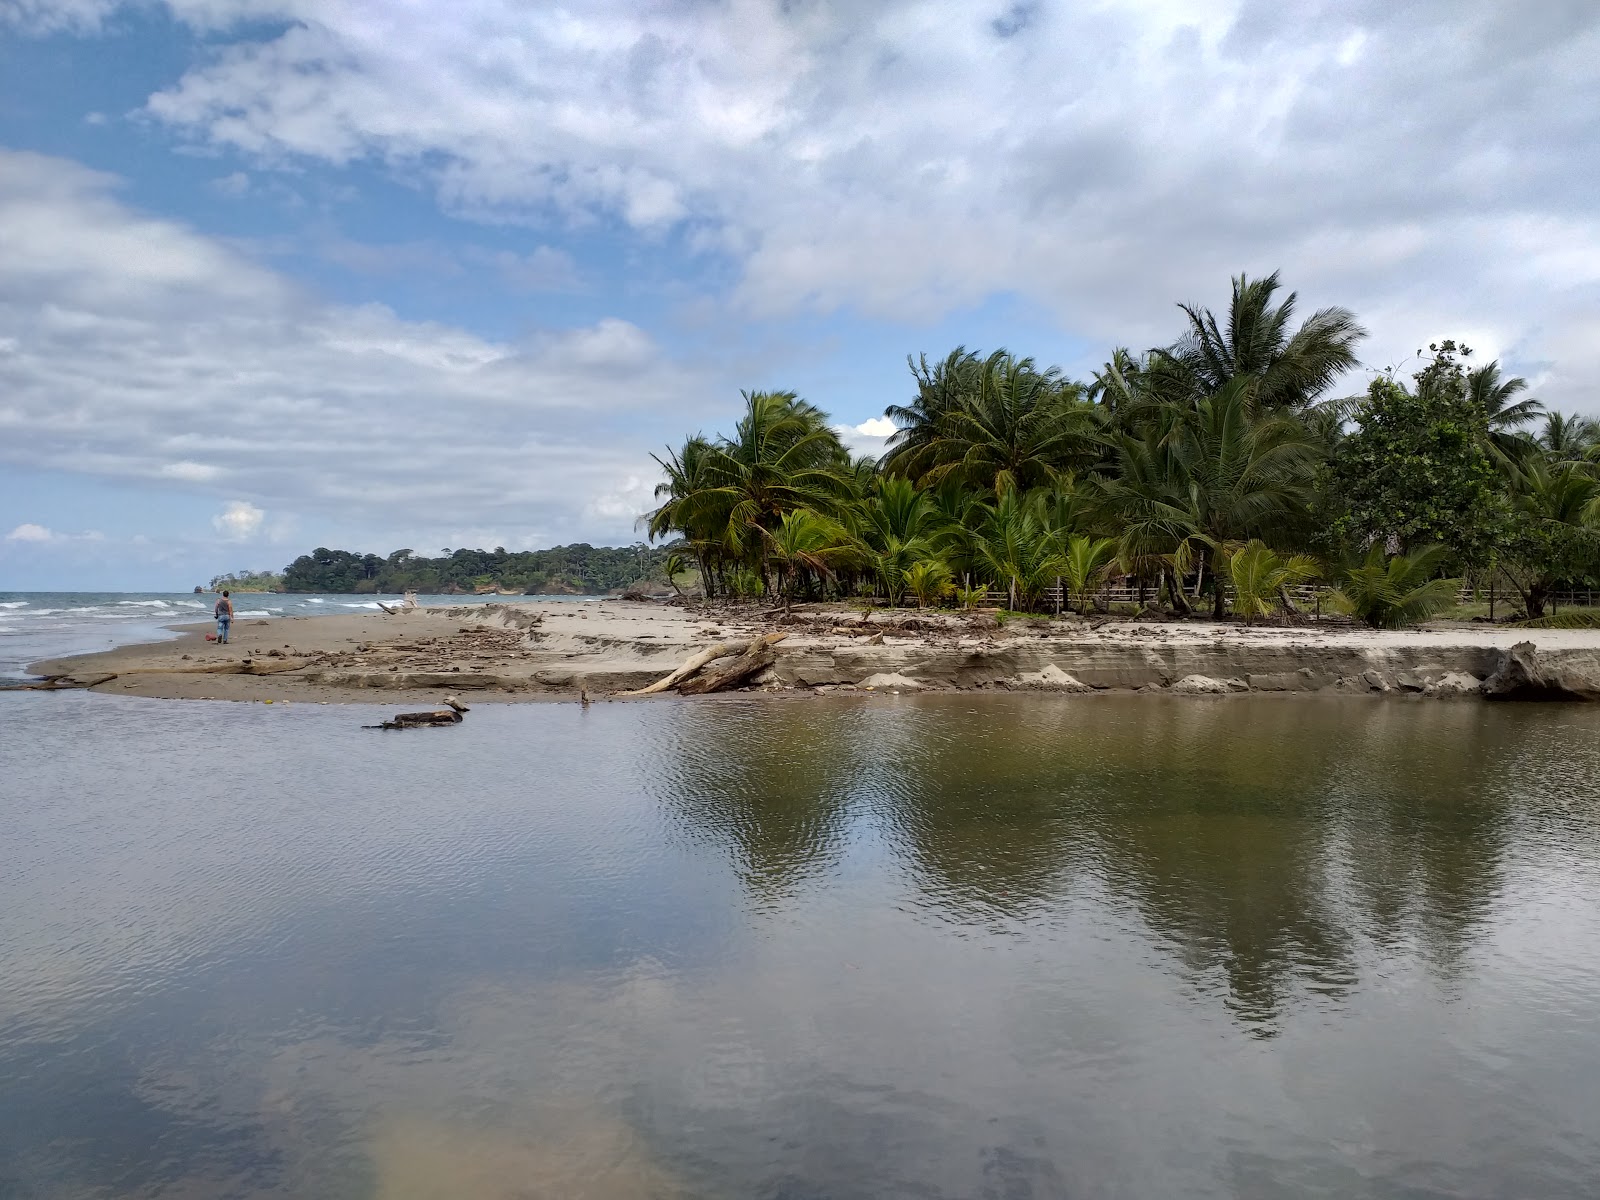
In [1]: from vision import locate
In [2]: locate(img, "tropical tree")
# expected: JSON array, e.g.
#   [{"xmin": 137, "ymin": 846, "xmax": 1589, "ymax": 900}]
[
  {"xmin": 762, "ymin": 509, "xmax": 854, "ymax": 613},
  {"xmin": 1226, "ymin": 540, "xmax": 1319, "ymax": 621},
  {"xmin": 1463, "ymin": 357, "xmax": 1542, "ymax": 463},
  {"xmin": 1167, "ymin": 271, "xmax": 1365, "ymax": 410},
  {"xmin": 1329, "ymin": 544, "xmax": 1461, "ymax": 629},
  {"xmin": 903, "ymin": 558, "xmax": 954, "ymax": 608},
  {"xmin": 660, "ymin": 550, "xmax": 690, "ymax": 597},
  {"xmin": 1497, "ymin": 459, "xmax": 1600, "ymax": 618},
  {"xmin": 882, "ymin": 347, "xmax": 983, "ymax": 475},
  {"xmin": 891, "ymin": 350, "xmax": 1099, "ymax": 495},
  {"xmin": 1061, "ymin": 534, "xmax": 1118, "ymax": 615},
  {"xmin": 1101, "ymin": 377, "xmax": 1320, "ymax": 617},
  {"xmin": 648, "ymin": 391, "xmax": 852, "ymax": 594},
  {"xmin": 1333, "ymin": 367, "xmax": 1507, "ymax": 572},
  {"xmin": 969, "ymin": 490, "xmax": 1068, "ymax": 611},
  {"xmin": 1540, "ymin": 412, "xmax": 1600, "ymax": 462}
]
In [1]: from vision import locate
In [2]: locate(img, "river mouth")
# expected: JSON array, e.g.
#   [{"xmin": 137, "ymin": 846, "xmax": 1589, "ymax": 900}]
[{"xmin": 5, "ymin": 691, "xmax": 1599, "ymax": 1198}]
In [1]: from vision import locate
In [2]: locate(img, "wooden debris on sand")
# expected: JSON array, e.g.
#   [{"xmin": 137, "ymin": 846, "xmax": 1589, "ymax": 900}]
[{"xmin": 620, "ymin": 632, "xmax": 788, "ymax": 697}]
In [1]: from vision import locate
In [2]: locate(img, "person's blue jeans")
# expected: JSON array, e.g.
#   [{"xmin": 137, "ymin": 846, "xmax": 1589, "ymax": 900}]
[{"xmin": 217, "ymin": 616, "xmax": 230, "ymax": 644}]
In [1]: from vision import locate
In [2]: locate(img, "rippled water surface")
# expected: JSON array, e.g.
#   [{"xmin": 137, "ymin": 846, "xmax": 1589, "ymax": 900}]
[{"xmin": 4, "ymin": 692, "xmax": 1600, "ymax": 1198}]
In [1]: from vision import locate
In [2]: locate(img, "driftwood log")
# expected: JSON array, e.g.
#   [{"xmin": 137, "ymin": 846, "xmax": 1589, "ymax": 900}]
[
  {"xmin": 617, "ymin": 632, "xmax": 788, "ymax": 697},
  {"xmin": 677, "ymin": 632, "xmax": 788, "ymax": 695},
  {"xmin": 617, "ymin": 640, "xmax": 744, "ymax": 696},
  {"xmin": 369, "ymin": 695, "xmax": 470, "ymax": 730}
]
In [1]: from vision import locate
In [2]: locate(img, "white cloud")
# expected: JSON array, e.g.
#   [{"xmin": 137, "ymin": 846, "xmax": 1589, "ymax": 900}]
[
  {"xmin": 212, "ymin": 500, "xmax": 265, "ymax": 541},
  {"xmin": 103, "ymin": 0, "xmax": 1599, "ymax": 400},
  {"xmin": 3, "ymin": 522, "xmax": 104, "ymax": 544},
  {"xmin": 162, "ymin": 460, "xmax": 222, "ymax": 482},
  {"xmin": 6, "ymin": 522, "xmax": 55, "ymax": 542},
  {"xmin": 834, "ymin": 417, "xmax": 897, "ymax": 460},
  {"xmin": 0, "ymin": 148, "xmax": 727, "ymax": 552}
]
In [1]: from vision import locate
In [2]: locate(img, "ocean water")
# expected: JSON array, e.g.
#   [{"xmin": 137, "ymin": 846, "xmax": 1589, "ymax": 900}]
[
  {"xmin": 3, "ymin": 689, "xmax": 1600, "ymax": 1198},
  {"xmin": 0, "ymin": 591, "xmax": 598, "ymax": 679}
]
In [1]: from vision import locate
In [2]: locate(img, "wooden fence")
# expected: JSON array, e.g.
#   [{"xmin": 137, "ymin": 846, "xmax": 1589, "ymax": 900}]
[{"xmin": 971, "ymin": 584, "xmax": 1600, "ymax": 614}]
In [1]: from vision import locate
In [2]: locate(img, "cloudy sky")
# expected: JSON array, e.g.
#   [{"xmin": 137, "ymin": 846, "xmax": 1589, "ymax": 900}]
[{"xmin": 1, "ymin": 1, "xmax": 1597, "ymax": 589}]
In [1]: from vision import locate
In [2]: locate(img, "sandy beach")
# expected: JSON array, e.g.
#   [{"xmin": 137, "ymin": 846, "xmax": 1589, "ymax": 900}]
[{"xmin": 20, "ymin": 599, "xmax": 1600, "ymax": 703}]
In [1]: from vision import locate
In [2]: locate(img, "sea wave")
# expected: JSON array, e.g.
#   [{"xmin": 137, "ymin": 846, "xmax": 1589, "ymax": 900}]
[
  {"xmin": 0, "ymin": 601, "xmax": 27, "ymax": 609},
  {"xmin": 234, "ymin": 610, "xmax": 275, "ymax": 618}
]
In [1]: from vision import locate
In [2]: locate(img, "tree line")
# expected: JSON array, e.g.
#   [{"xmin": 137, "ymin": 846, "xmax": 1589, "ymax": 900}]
[
  {"xmin": 277, "ymin": 543, "xmax": 670, "ymax": 594},
  {"xmin": 647, "ymin": 272, "xmax": 1600, "ymax": 626}
]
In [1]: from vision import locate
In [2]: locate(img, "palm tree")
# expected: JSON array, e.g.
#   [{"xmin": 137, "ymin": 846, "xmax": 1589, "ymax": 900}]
[
  {"xmin": 1061, "ymin": 534, "xmax": 1118, "ymax": 615},
  {"xmin": 1226, "ymin": 541, "xmax": 1318, "ymax": 621},
  {"xmin": 854, "ymin": 475, "xmax": 944, "ymax": 603},
  {"xmin": 1086, "ymin": 347, "xmax": 1147, "ymax": 413},
  {"xmin": 762, "ymin": 509, "xmax": 854, "ymax": 613},
  {"xmin": 882, "ymin": 347, "xmax": 983, "ymax": 476},
  {"xmin": 648, "ymin": 435, "xmax": 727, "ymax": 594},
  {"xmin": 903, "ymin": 558, "xmax": 954, "ymax": 608},
  {"xmin": 1168, "ymin": 271, "xmax": 1364, "ymax": 410},
  {"xmin": 1498, "ymin": 459, "xmax": 1600, "ymax": 618},
  {"xmin": 969, "ymin": 490, "xmax": 1068, "ymax": 611},
  {"xmin": 1330, "ymin": 544, "xmax": 1460, "ymax": 629},
  {"xmin": 1098, "ymin": 378, "xmax": 1321, "ymax": 617},
  {"xmin": 660, "ymin": 550, "xmax": 690, "ymax": 598},
  {"xmin": 1464, "ymin": 360, "xmax": 1542, "ymax": 464},
  {"xmin": 907, "ymin": 350, "xmax": 1100, "ymax": 495},
  {"xmin": 1539, "ymin": 412, "xmax": 1600, "ymax": 462}
]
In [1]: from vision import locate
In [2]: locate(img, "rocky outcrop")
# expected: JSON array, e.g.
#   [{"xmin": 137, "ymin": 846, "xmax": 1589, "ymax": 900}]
[{"xmin": 1483, "ymin": 641, "xmax": 1600, "ymax": 701}]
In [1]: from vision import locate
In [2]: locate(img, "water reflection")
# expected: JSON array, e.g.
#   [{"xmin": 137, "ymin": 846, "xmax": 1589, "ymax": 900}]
[
  {"xmin": 6, "ymin": 692, "xmax": 1600, "ymax": 1198},
  {"xmin": 653, "ymin": 702, "xmax": 870, "ymax": 906},
  {"xmin": 653, "ymin": 696, "xmax": 1531, "ymax": 1031}
]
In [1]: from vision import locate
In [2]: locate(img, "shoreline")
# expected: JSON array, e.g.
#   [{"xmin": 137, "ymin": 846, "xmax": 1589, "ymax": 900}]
[{"xmin": 18, "ymin": 599, "xmax": 1600, "ymax": 704}]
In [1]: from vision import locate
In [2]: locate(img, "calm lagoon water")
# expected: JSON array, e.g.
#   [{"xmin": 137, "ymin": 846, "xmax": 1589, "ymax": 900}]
[{"xmin": 3, "ymin": 690, "xmax": 1600, "ymax": 1198}]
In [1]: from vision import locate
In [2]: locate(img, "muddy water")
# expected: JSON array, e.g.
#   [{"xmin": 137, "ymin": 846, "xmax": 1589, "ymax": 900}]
[{"xmin": 3, "ymin": 691, "xmax": 1599, "ymax": 1198}]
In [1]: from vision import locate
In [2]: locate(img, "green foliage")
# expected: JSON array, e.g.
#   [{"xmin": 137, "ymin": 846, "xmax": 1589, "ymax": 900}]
[
  {"xmin": 630, "ymin": 276, "xmax": 1596, "ymax": 621},
  {"xmin": 1225, "ymin": 541, "xmax": 1319, "ymax": 621},
  {"xmin": 1329, "ymin": 545, "xmax": 1461, "ymax": 629},
  {"xmin": 1514, "ymin": 610, "xmax": 1600, "ymax": 629},
  {"xmin": 209, "ymin": 569, "xmax": 284, "ymax": 592},
  {"xmin": 903, "ymin": 558, "xmax": 954, "ymax": 608},
  {"xmin": 1496, "ymin": 459, "xmax": 1600, "ymax": 618},
  {"xmin": 954, "ymin": 584, "xmax": 989, "ymax": 610},
  {"xmin": 763, "ymin": 509, "xmax": 855, "ymax": 608},
  {"xmin": 1333, "ymin": 356, "xmax": 1507, "ymax": 570},
  {"xmin": 1061, "ymin": 534, "xmax": 1118, "ymax": 615},
  {"xmin": 280, "ymin": 544, "xmax": 667, "ymax": 594},
  {"xmin": 661, "ymin": 551, "xmax": 690, "ymax": 596}
]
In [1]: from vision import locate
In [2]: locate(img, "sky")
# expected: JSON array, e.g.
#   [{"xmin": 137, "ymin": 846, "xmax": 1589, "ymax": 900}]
[{"xmin": 1, "ymin": 1, "xmax": 1597, "ymax": 590}]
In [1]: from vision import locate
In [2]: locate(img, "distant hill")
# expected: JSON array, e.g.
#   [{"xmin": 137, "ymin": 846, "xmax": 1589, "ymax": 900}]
[
  {"xmin": 209, "ymin": 570, "xmax": 286, "ymax": 593},
  {"xmin": 277, "ymin": 543, "xmax": 674, "ymax": 595}
]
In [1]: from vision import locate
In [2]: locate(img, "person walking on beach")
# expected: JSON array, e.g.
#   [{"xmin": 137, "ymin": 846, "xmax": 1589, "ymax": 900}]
[{"xmin": 214, "ymin": 590, "xmax": 234, "ymax": 644}]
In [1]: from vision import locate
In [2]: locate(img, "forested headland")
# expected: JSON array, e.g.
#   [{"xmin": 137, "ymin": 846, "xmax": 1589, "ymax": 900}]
[
  {"xmin": 271, "ymin": 543, "xmax": 671, "ymax": 595},
  {"xmin": 647, "ymin": 272, "xmax": 1600, "ymax": 626}
]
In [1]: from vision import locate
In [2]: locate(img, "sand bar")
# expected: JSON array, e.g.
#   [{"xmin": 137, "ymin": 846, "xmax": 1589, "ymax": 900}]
[{"xmin": 19, "ymin": 599, "xmax": 1600, "ymax": 703}]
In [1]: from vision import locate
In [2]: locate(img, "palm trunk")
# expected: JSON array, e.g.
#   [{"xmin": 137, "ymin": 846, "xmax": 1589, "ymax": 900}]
[{"xmin": 1167, "ymin": 566, "xmax": 1192, "ymax": 617}]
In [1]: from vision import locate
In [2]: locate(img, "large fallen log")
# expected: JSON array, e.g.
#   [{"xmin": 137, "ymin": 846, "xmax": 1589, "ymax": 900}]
[
  {"xmin": 677, "ymin": 632, "xmax": 788, "ymax": 695},
  {"xmin": 368, "ymin": 695, "xmax": 470, "ymax": 729},
  {"xmin": 616, "ymin": 640, "xmax": 743, "ymax": 696}
]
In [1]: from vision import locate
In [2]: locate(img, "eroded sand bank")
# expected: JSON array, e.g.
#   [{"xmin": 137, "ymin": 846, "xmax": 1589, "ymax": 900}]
[{"xmin": 22, "ymin": 599, "xmax": 1600, "ymax": 703}]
